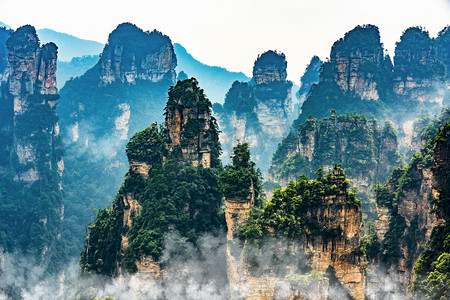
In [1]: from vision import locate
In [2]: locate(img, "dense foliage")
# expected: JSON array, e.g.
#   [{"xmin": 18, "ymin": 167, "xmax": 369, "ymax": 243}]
[
  {"xmin": 58, "ymin": 24, "xmax": 177, "ymax": 259},
  {"xmin": 366, "ymin": 110, "xmax": 449, "ymax": 270},
  {"xmin": 271, "ymin": 112, "xmax": 399, "ymax": 185},
  {"xmin": 412, "ymin": 122, "xmax": 450, "ymax": 299},
  {"xmin": 240, "ymin": 166, "xmax": 359, "ymax": 245},
  {"xmin": 81, "ymin": 78, "xmax": 225, "ymax": 275},
  {"xmin": 220, "ymin": 143, "xmax": 263, "ymax": 203}
]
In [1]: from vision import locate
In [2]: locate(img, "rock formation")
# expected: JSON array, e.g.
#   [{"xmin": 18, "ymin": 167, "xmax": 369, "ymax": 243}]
[
  {"xmin": 214, "ymin": 50, "xmax": 292, "ymax": 173},
  {"xmin": 0, "ymin": 25, "xmax": 65, "ymax": 278},
  {"xmin": 229, "ymin": 167, "xmax": 366, "ymax": 299},
  {"xmin": 81, "ymin": 79, "xmax": 222, "ymax": 281},
  {"xmin": 99, "ymin": 23, "xmax": 176, "ymax": 86},
  {"xmin": 367, "ymin": 110, "xmax": 450, "ymax": 297},
  {"xmin": 295, "ymin": 25, "xmax": 450, "ymax": 143},
  {"xmin": 269, "ymin": 112, "xmax": 399, "ymax": 209},
  {"xmin": 165, "ymin": 79, "xmax": 219, "ymax": 168},
  {"xmin": 294, "ymin": 56, "xmax": 323, "ymax": 117},
  {"xmin": 296, "ymin": 25, "xmax": 394, "ymax": 127},
  {"xmin": 393, "ymin": 27, "xmax": 446, "ymax": 106},
  {"xmin": 0, "ymin": 25, "xmax": 62, "ymax": 182}
]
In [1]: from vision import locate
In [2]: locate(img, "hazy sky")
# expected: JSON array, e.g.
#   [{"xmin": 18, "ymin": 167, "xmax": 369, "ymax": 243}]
[{"xmin": 1, "ymin": 0, "xmax": 449, "ymax": 83}]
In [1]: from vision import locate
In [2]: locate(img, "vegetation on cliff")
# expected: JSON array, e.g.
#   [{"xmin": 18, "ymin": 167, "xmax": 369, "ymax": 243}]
[
  {"xmin": 270, "ymin": 112, "xmax": 399, "ymax": 221},
  {"xmin": 58, "ymin": 23, "xmax": 178, "ymax": 259},
  {"xmin": 0, "ymin": 26, "xmax": 66, "ymax": 273},
  {"xmin": 366, "ymin": 109, "xmax": 450, "ymax": 271},
  {"xmin": 80, "ymin": 79, "xmax": 225, "ymax": 275},
  {"xmin": 240, "ymin": 166, "xmax": 359, "ymax": 244},
  {"xmin": 221, "ymin": 143, "xmax": 263, "ymax": 204},
  {"xmin": 412, "ymin": 122, "xmax": 450, "ymax": 299}
]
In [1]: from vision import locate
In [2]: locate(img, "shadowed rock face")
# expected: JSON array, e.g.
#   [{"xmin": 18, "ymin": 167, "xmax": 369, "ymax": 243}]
[
  {"xmin": 99, "ymin": 22, "xmax": 177, "ymax": 86},
  {"xmin": 393, "ymin": 27, "xmax": 446, "ymax": 105},
  {"xmin": 0, "ymin": 27, "xmax": 12, "ymax": 84}
]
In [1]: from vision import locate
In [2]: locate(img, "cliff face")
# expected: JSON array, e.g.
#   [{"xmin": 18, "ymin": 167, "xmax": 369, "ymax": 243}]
[
  {"xmin": 393, "ymin": 27, "xmax": 446, "ymax": 105},
  {"xmin": 81, "ymin": 79, "xmax": 223, "ymax": 282},
  {"xmin": 214, "ymin": 50, "xmax": 292, "ymax": 173},
  {"xmin": 330, "ymin": 25, "xmax": 385, "ymax": 101},
  {"xmin": 368, "ymin": 110, "xmax": 450, "ymax": 297},
  {"xmin": 0, "ymin": 25, "xmax": 65, "ymax": 275},
  {"xmin": 99, "ymin": 23, "xmax": 176, "ymax": 86},
  {"xmin": 230, "ymin": 167, "xmax": 366, "ymax": 299},
  {"xmin": 269, "ymin": 112, "xmax": 399, "ymax": 200},
  {"xmin": 1, "ymin": 25, "xmax": 62, "ymax": 182},
  {"xmin": 165, "ymin": 79, "xmax": 219, "ymax": 168},
  {"xmin": 0, "ymin": 27, "xmax": 12, "ymax": 85}
]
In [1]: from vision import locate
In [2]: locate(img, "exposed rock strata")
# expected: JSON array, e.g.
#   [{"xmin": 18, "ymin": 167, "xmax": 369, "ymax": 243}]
[{"xmin": 228, "ymin": 168, "xmax": 366, "ymax": 299}]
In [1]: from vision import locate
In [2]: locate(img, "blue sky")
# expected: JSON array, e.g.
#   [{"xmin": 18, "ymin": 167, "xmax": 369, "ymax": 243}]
[{"xmin": 0, "ymin": 0, "xmax": 449, "ymax": 83}]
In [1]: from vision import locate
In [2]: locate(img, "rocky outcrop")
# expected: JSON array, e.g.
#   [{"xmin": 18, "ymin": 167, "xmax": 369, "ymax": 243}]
[
  {"xmin": 330, "ymin": 25, "xmax": 385, "ymax": 101},
  {"xmin": 228, "ymin": 167, "xmax": 366, "ymax": 299},
  {"xmin": 269, "ymin": 112, "xmax": 399, "ymax": 197},
  {"xmin": 165, "ymin": 79, "xmax": 218, "ymax": 168},
  {"xmin": 214, "ymin": 50, "xmax": 292, "ymax": 173},
  {"xmin": 99, "ymin": 23, "xmax": 176, "ymax": 86},
  {"xmin": 393, "ymin": 27, "xmax": 446, "ymax": 105},
  {"xmin": 0, "ymin": 25, "xmax": 62, "ymax": 183}
]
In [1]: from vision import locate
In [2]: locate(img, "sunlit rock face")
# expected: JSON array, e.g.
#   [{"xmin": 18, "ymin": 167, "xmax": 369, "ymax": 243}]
[
  {"xmin": 214, "ymin": 50, "xmax": 292, "ymax": 173},
  {"xmin": 329, "ymin": 25, "xmax": 385, "ymax": 101},
  {"xmin": 0, "ymin": 25, "xmax": 62, "ymax": 183},
  {"xmin": 227, "ymin": 168, "xmax": 366, "ymax": 300},
  {"xmin": 99, "ymin": 23, "xmax": 177, "ymax": 86}
]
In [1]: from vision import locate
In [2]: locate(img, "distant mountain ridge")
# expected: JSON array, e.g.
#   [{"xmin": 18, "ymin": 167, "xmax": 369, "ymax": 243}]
[
  {"xmin": 174, "ymin": 43, "xmax": 249, "ymax": 102},
  {"xmin": 37, "ymin": 28, "xmax": 104, "ymax": 61},
  {"xmin": 32, "ymin": 26, "xmax": 250, "ymax": 102}
]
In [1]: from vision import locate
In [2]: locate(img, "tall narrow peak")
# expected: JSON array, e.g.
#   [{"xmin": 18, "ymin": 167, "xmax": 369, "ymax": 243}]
[
  {"xmin": 214, "ymin": 50, "xmax": 292, "ymax": 173},
  {"xmin": 99, "ymin": 22, "xmax": 177, "ymax": 86},
  {"xmin": 393, "ymin": 27, "xmax": 446, "ymax": 104},
  {"xmin": 165, "ymin": 78, "xmax": 220, "ymax": 168},
  {"xmin": 4, "ymin": 25, "xmax": 61, "ymax": 182},
  {"xmin": 58, "ymin": 23, "xmax": 179, "ymax": 260},
  {"xmin": 0, "ymin": 25, "xmax": 65, "ymax": 275}
]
